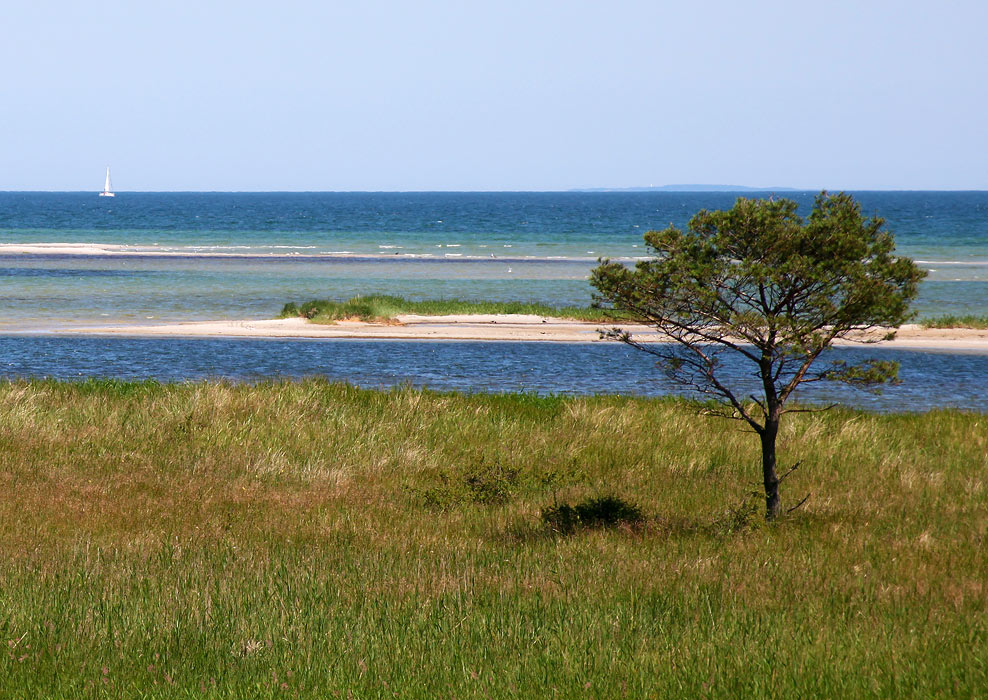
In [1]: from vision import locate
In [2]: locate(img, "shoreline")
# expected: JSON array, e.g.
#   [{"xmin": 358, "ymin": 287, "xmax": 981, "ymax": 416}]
[
  {"xmin": 4, "ymin": 243, "xmax": 987, "ymax": 267},
  {"xmin": 0, "ymin": 243, "xmax": 625, "ymax": 264},
  {"xmin": 49, "ymin": 315, "xmax": 988, "ymax": 350}
]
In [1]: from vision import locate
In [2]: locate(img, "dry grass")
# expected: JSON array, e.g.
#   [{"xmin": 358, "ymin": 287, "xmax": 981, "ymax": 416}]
[{"xmin": 0, "ymin": 379, "xmax": 985, "ymax": 698}]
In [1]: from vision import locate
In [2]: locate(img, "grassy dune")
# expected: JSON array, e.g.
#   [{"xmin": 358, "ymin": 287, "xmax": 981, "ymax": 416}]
[
  {"xmin": 921, "ymin": 314, "xmax": 988, "ymax": 329},
  {"xmin": 280, "ymin": 296, "xmax": 988, "ymax": 332},
  {"xmin": 280, "ymin": 295, "xmax": 627, "ymax": 323},
  {"xmin": 0, "ymin": 380, "xmax": 985, "ymax": 698}
]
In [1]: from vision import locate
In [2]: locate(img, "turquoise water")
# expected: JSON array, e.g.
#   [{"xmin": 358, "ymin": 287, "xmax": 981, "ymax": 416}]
[
  {"xmin": 1, "ymin": 191, "xmax": 986, "ymax": 409},
  {"xmin": 1, "ymin": 191, "xmax": 986, "ymax": 327}
]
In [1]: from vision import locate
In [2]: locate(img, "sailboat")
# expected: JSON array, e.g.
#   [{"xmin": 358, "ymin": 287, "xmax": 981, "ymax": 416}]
[{"xmin": 99, "ymin": 167, "xmax": 115, "ymax": 197}]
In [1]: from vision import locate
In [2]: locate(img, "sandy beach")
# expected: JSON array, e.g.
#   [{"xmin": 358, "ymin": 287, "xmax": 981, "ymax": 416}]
[{"xmin": 56, "ymin": 315, "xmax": 988, "ymax": 350}]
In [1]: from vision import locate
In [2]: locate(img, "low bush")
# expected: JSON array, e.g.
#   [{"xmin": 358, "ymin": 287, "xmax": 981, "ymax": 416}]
[
  {"xmin": 541, "ymin": 495, "xmax": 644, "ymax": 533},
  {"xmin": 279, "ymin": 295, "xmax": 629, "ymax": 323},
  {"xmin": 419, "ymin": 462, "xmax": 521, "ymax": 509}
]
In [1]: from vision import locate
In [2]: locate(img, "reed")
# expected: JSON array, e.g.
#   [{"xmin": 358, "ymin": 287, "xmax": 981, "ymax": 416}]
[
  {"xmin": 281, "ymin": 296, "xmax": 988, "ymax": 331},
  {"xmin": 279, "ymin": 295, "xmax": 627, "ymax": 323},
  {"xmin": 0, "ymin": 380, "xmax": 984, "ymax": 698},
  {"xmin": 921, "ymin": 314, "xmax": 988, "ymax": 329}
]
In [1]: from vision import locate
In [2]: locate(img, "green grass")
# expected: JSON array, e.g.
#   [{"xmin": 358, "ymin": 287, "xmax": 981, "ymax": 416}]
[
  {"xmin": 0, "ymin": 379, "xmax": 985, "ymax": 698},
  {"xmin": 921, "ymin": 314, "xmax": 988, "ymax": 329},
  {"xmin": 282, "ymin": 297, "xmax": 988, "ymax": 331},
  {"xmin": 279, "ymin": 295, "xmax": 628, "ymax": 323}
]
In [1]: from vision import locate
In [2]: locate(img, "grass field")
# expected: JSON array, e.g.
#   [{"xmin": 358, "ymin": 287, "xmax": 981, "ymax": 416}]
[{"xmin": 0, "ymin": 380, "xmax": 985, "ymax": 698}]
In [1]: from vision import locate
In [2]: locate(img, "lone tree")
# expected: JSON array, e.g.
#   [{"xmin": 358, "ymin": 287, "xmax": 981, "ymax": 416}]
[{"xmin": 591, "ymin": 192, "xmax": 924, "ymax": 519}]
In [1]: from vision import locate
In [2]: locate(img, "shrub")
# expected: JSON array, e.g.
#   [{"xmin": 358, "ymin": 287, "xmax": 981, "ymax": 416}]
[
  {"xmin": 464, "ymin": 463, "xmax": 520, "ymax": 505},
  {"xmin": 541, "ymin": 495, "xmax": 644, "ymax": 533},
  {"xmin": 418, "ymin": 462, "xmax": 521, "ymax": 509}
]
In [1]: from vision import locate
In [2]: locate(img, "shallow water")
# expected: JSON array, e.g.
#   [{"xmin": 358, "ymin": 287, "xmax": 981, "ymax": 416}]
[
  {"xmin": 2, "ymin": 191, "xmax": 986, "ymax": 411},
  {"xmin": 2, "ymin": 336, "xmax": 986, "ymax": 413},
  {"xmin": 1, "ymin": 191, "xmax": 986, "ymax": 327}
]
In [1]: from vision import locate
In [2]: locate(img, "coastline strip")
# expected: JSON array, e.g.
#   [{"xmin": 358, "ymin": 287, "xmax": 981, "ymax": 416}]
[
  {"xmin": 53, "ymin": 316, "xmax": 988, "ymax": 349},
  {"xmin": 0, "ymin": 243, "xmax": 623, "ymax": 263}
]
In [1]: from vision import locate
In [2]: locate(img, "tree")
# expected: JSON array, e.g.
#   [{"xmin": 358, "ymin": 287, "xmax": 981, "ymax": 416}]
[{"xmin": 590, "ymin": 192, "xmax": 925, "ymax": 519}]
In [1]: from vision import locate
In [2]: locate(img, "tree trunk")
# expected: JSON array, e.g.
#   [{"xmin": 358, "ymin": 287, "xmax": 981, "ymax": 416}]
[{"xmin": 761, "ymin": 419, "xmax": 781, "ymax": 520}]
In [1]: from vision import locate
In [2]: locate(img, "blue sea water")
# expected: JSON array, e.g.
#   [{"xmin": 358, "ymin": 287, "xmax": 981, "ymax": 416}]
[
  {"xmin": 1, "ymin": 191, "xmax": 986, "ymax": 326},
  {"xmin": 2, "ymin": 337, "xmax": 986, "ymax": 413},
  {"xmin": 0, "ymin": 191, "xmax": 986, "ymax": 409}
]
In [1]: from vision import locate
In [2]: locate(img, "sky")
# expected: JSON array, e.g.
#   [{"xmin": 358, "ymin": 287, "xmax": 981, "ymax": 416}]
[{"xmin": 2, "ymin": 0, "xmax": 987, "ymax": 191}]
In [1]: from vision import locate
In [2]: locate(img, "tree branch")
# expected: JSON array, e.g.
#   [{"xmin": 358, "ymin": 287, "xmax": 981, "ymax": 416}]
[{"xmin": 786, "ymin": 494, "xmax": 811, "ymax": 514}]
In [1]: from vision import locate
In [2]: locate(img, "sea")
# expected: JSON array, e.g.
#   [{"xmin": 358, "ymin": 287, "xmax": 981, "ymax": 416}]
[{"xmin": 1, "ymin": 191, "xmax": 986, "ymax": 411}]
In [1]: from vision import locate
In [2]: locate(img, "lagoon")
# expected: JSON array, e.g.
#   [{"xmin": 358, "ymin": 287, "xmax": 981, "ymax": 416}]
[{"xmin": 2, "ymin": 336, "xmax": 986, "ymax": 413}]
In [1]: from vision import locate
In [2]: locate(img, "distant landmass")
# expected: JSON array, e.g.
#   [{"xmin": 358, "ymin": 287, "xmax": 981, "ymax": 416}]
[{"xmin": 573, "ymin": 184, "xmax": 800, "ymax": 192}]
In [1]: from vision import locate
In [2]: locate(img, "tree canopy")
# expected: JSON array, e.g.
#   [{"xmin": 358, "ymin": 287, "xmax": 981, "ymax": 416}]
[{"xmin": 590, "ymin": 192, "xmax": 925, "ymax": 518}]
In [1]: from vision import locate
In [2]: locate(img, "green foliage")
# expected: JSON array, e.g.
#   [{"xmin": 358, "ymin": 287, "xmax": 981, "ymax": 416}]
[
  {"xmin": 823, "ymin": 359, "xmax": 901, "ymax": 387},
  {"xmin": 541, "ymin": 495, "xmax": 645, "ymax": 533},
  {"xmin": 36, "ymin": 377, "xmax": 165, "ymax": 397},
  {"xmin": 279, "ymin": 296, "xmax": 407, "ymax": 321},
  {"xmin": 921, "ymin": 314, "xmax": 988, "ymax": 329},
  {"xmin": 278, "ymin": 294, "xmax": 627, "ymax": 323},
  {"xmin": 591, "ymin": 192, "xmax": 925, "ymax": 412},
  {"xmin": 708, "ymin": 499, "xmax": 762, "ymax": 536},
  {"xmin": 419, "ymin": 461, "xmax": 522, "ymax": 509},
  {"xmin": 591, "ymin": 192, "xmax": 925, "ymax": 518},
  {"xmin": 0, "ymin": 381, "xmax": 986, "ymax": 696}
]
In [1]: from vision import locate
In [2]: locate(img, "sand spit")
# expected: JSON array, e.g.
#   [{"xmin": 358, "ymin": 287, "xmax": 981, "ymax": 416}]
[{"xmin": 54, "ymin": 316, "xmax": 988, "ymax": 350}]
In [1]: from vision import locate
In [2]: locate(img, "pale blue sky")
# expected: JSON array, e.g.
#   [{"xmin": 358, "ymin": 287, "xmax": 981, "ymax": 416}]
[{"xmin": 3, "ymin": 0, "xmax": 986, "ymax": 191}]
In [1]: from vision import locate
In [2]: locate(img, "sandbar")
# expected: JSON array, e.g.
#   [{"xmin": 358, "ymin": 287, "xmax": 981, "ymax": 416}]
[
  {"xmin": 0, "ymin": 243, "xmax": 610, "ymax": 263},
  {"xmin": 53, "ymin": 316, "xmax": 988, "ymax": 350}
]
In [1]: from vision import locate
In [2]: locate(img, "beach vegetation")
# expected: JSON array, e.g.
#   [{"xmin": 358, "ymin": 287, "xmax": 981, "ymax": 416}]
[
  {"xmin": 279, "ymin": 294, "xmax": 628, "ymax": 323},
  {"xmin": 591, "ymin": 192, "xmax": 925, "ymax": 519},
  {"xmin": 0, "ymin": 380, "xmax": 984, "ymax": 697},
  {"xmin": 418, "ymin": 460, "xmax": 523, "ymax": 509},
  {"xmin": 921, "ymin": 314, "xmax": 988, "ymax": 329},
  {"xmin": 280, "ymin": 296, "xmax": 988, "ymax": 332},
  {"xmin": 1, "ymin": 380, "xmax": 986, "ymax": 696},
  {"xmin": 541, "ymin": 494, "xmax": 645, "ymax": 533}
]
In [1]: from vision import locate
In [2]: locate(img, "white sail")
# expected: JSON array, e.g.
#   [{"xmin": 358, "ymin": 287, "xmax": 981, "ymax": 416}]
[{"xmin": 99, "ymin": 167, "xmax": 115, "ymax": 197}]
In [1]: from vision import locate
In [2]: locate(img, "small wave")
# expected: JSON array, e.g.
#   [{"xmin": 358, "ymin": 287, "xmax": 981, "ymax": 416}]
[
  {"xmin": 186, "ymin": 245, "xmax": 318, "ymax": 250},
  {"xmin": 187, "ymin": 245, "xmax": 313, "ymax": 251},
  {"xmin": 915, "ymin": 260, "xmax": 988, "ymax": 266},
  {"xmin": 0, "ymin": 243, "xmax": 610, "ymax": 264}
]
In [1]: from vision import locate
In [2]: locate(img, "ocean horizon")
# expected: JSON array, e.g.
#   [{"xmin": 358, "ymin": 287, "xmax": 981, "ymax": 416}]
[
  {"xmin": 1, "ymin": 190, "xmax": 985, "ymax": 327},
  {"xmin": 2, "ymin": 190, "xmax": 986, "ymax": 409}
]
